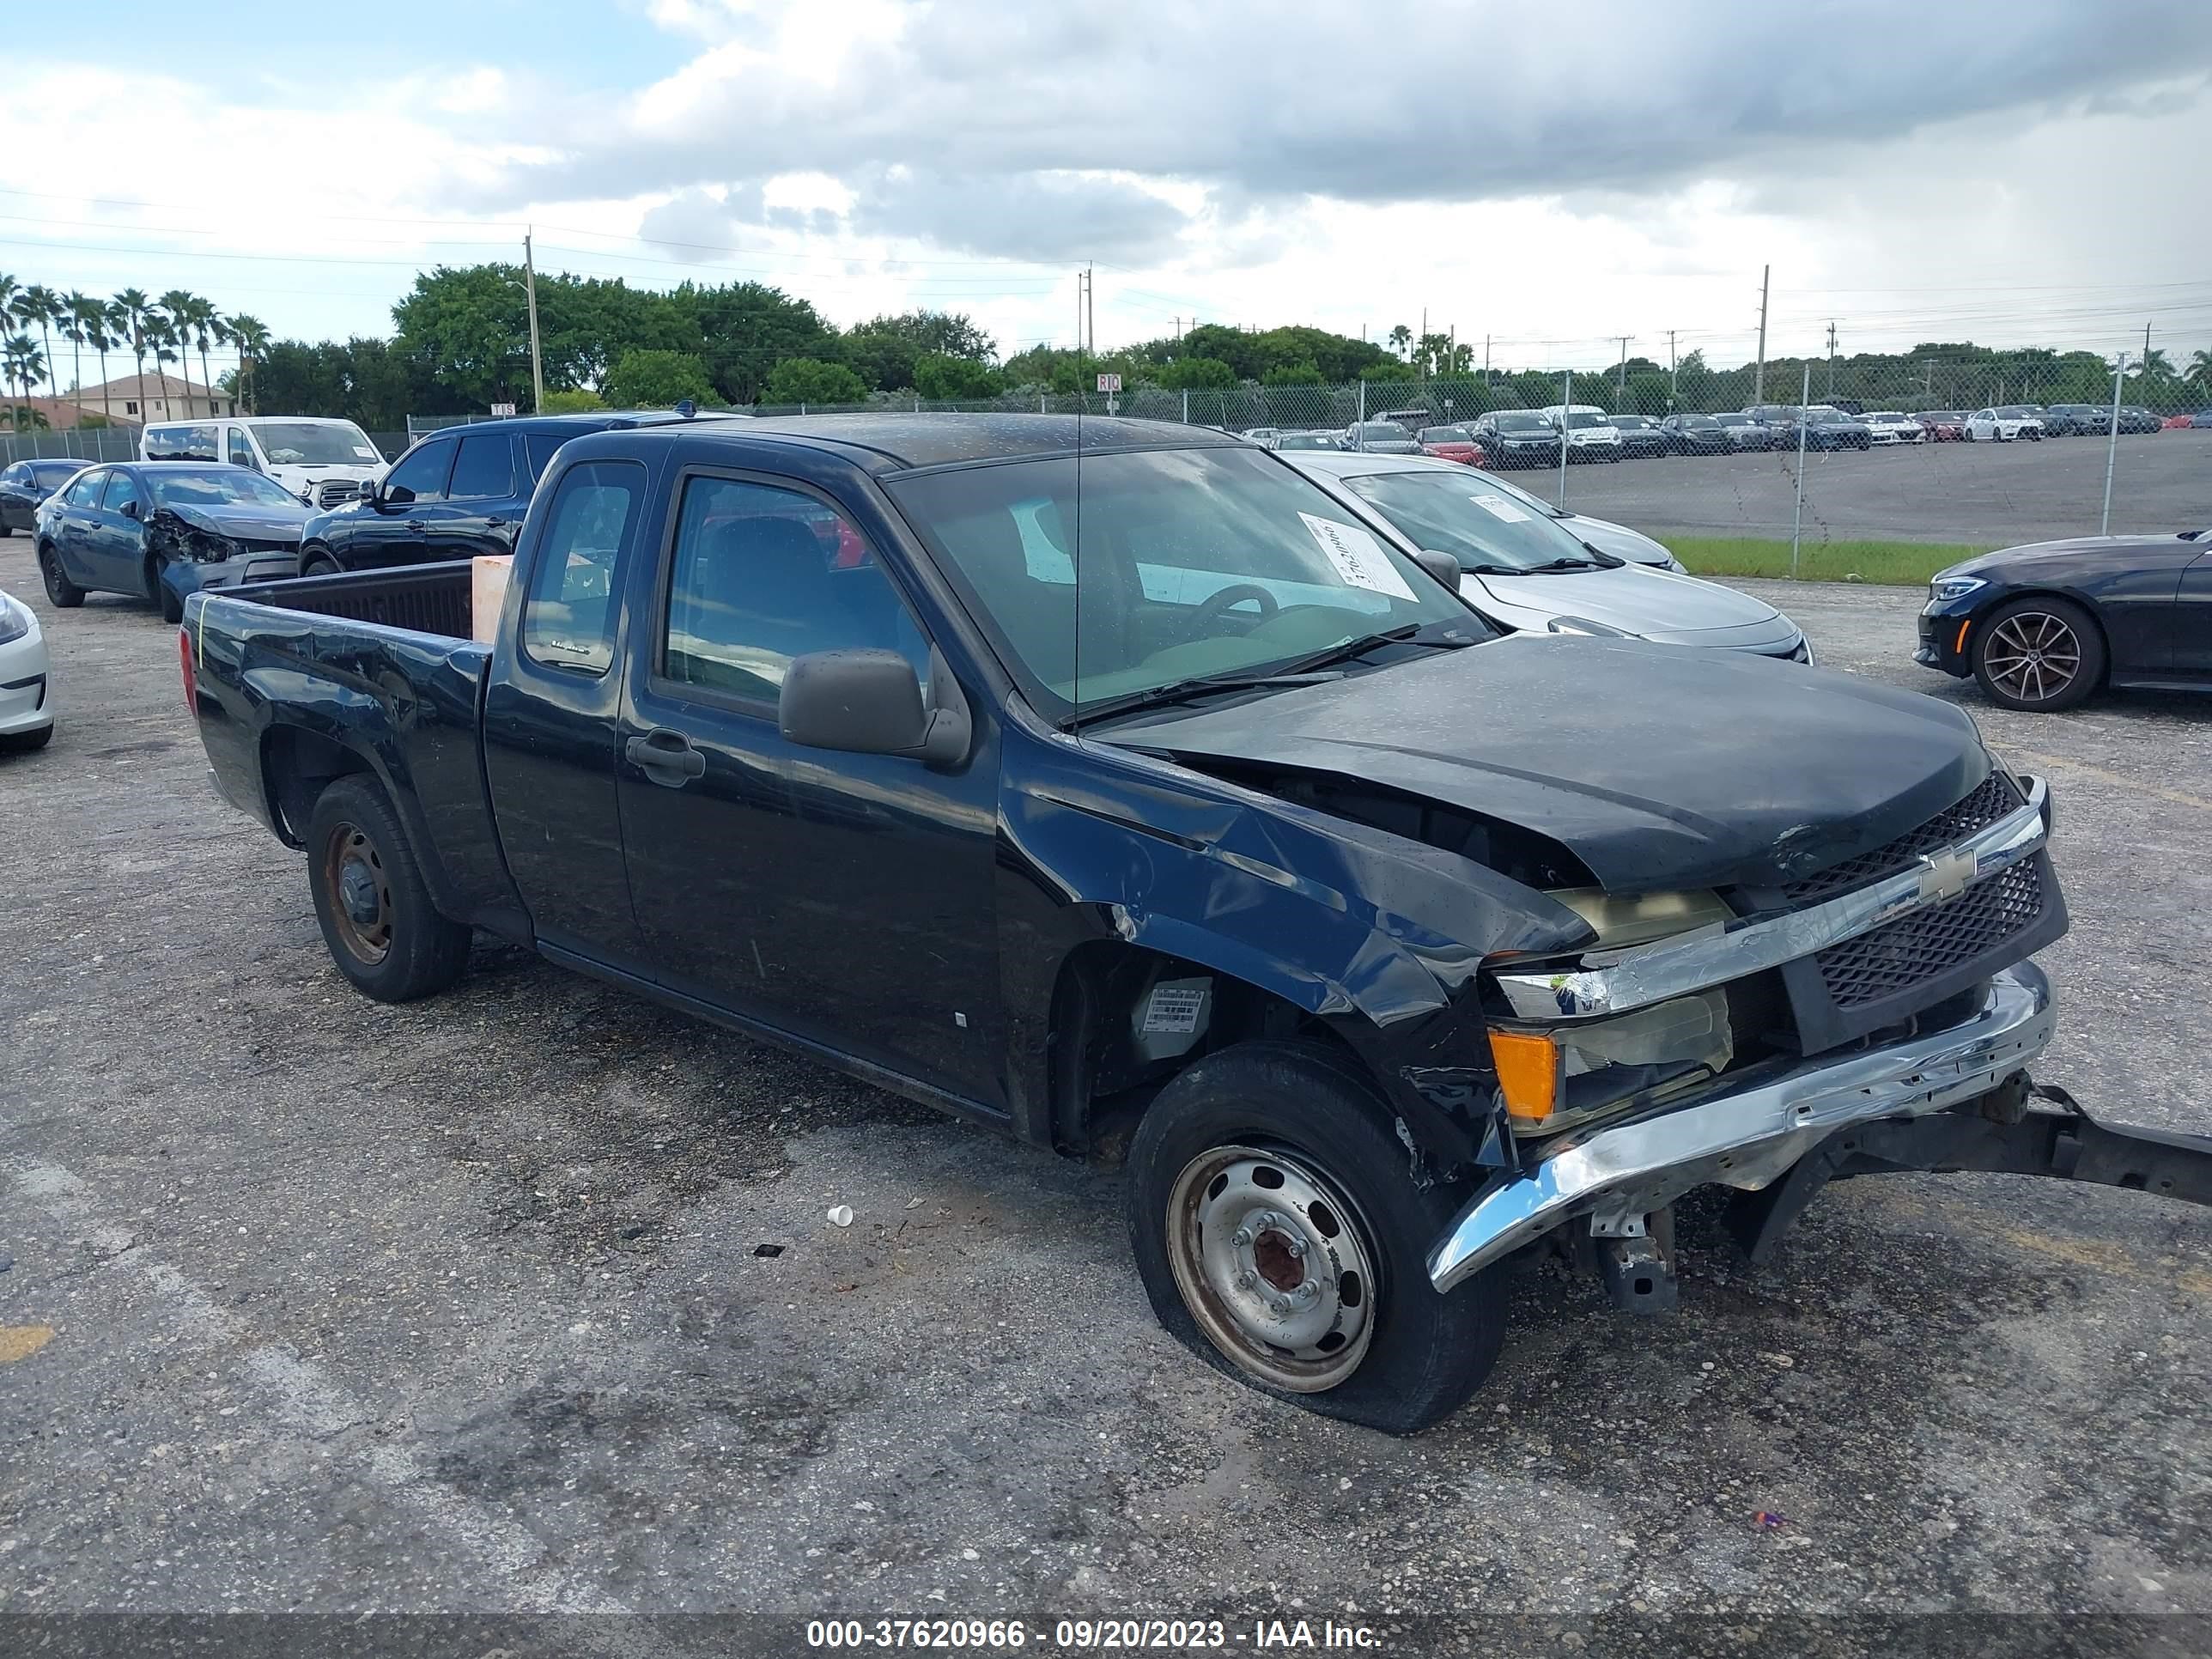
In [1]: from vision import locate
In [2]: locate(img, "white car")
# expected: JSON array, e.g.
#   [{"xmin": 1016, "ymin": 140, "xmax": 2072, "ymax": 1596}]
[
  {"xmin": 1862, "ymin": 411, "xmax": 1927, "ymax": 445},
  {"xmin": 1549, "ymin": 411, "xmax": 1624, "ymax": 462},
  {"xmin": 142, "ymin": 416, "xmax": 389, "ymax": 508},
  {"xmin": 1285, "ymin": 452, "xmax": 1811, "ymax": 662},
  {"xmin": 0, "ymin": 586, "xmax": 53, "ymax": 751},
  {"xmin": 1966, "ymin": 406, "xmax": 2045, "ymax": 442}
]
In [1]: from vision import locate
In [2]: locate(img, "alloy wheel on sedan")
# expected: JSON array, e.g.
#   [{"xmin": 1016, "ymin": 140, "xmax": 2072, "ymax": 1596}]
[{"xmin": 1972, "ymin": 598, "xmax": 2105, "ymax": 711}]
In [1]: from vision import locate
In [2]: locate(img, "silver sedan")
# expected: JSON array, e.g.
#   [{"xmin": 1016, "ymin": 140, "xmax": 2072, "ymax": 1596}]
[{"xmin": 1285, "ymin": 451, "xmax": 1811, "ymax": 662}]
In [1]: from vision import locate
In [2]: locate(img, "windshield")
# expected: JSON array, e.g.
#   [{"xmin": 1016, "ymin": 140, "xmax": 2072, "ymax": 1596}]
[
  {"xmin": 1611, "ymin": 416, "xmax": 1650, "ymax": 429},
  {"xmin": 1678, "ymin": 415, "xmax": 1717, "ymax": 427},
  {"xmin": 1807, "ymin": 407, "xmax": 1849, "ymax": 422},
  {"xmin": 1339, "ymin": 469, "xmax": 1601, "ymax": 574},
  {"xmin": 31, "ymin": 461, "xmax": 86, "ymax": 485},
  {"xmin": 1564, "ymin": 414, "xmax": 1609, "ymax": 429},
  {"xmin": 1418, "ymin": 426, "xmax": 1473, "ymax": 443},
  {"xmin": 1996, "ymin": 406, "xmax": 2038, "ymax": 418},
  {"xmin": 1352, "ymin": 422, "xmax": 1409, "ymax": 439},
  {"xmin": 246, "ymin": 421, "xmax": 380, "ymax": 466},
  {"xmin": 1492, "ymin": 414, "xmax": 1547, "ymax": 431},
  {"xmin": 885, "ymin": 446, "xmax": 1470, "ymax": 720},
  {"xmin": 148, "ymin": 468, "xmax": 307, "ymax": 509},
  {"xmin": 1278, "ymin": 433, "xmax": 1340, "ymax": 450}
]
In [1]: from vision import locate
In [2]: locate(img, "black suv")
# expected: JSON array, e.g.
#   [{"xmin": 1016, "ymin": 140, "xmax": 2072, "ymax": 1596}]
[{"xmin": 296, "ymin": 412, "xmax": 732, "ymax": 574}]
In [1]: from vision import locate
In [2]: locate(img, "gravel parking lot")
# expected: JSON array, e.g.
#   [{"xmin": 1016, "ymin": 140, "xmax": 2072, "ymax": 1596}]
[
  {"xmin": 1546, "ymin": 428, "xmax": 2211, "ymax": 546},
  {"xmin": 3, "ymin": 538, "xmax": 2209, "ymax": 1647}
]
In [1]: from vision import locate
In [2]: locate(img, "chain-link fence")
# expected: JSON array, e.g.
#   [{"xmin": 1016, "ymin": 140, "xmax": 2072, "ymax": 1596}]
[{"xmin": 0, "ymin": 426, "xmax": 410, "ymax": 465}]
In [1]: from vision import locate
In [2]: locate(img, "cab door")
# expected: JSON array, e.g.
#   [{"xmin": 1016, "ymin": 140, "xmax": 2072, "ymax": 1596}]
[{"xmin": 90, "ymin": 469, "xmax": 151, "ymax": 595}]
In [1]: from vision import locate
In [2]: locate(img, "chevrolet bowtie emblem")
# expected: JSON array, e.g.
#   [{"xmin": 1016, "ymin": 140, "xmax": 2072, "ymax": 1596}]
[{"xmin": 1916, "ymin": 847, "xmax": 1978, "ymax": 903}]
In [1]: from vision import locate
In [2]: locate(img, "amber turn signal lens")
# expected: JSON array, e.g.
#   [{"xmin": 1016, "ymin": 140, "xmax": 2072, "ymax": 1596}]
[{"xmin": 1488, "ymin": 1030, "xmax": 1559, "ymax": 1123}]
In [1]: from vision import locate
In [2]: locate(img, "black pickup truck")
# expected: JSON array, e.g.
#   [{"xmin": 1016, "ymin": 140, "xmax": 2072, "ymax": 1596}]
[{"xmin": 183, "ymin": 413, "xmax": 2211, "ymax": 1432}]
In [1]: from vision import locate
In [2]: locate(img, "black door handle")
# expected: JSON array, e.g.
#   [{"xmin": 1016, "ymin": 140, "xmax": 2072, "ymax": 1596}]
[
  {"xmin": 486, "ymin": 515, "xmax": 508, "ymax": 528},
  {"xmin": 405, "ymin": 519, "xmax": 427, "ymax": 531},
  {"xmin": 626, "ymin": 728, "xmax": 706, "ymax": 786}
]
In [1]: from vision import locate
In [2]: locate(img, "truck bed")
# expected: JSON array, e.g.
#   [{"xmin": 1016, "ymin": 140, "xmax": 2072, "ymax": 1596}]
[{"xmin": 219, "ymin": 560, "xmax": 476, "ymax": 640}]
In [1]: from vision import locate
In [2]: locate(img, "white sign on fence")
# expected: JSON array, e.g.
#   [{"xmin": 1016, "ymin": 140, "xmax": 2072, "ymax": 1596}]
[
  {"xmin": 1096, "ymin": 374, "xmax": 1122, "ymax": 393},
  {"xmin": 489, "ymin": 402, "xmax": 518, "ymax": 417}
]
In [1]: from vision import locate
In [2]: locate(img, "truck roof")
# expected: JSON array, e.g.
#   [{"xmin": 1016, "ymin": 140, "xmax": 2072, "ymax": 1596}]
[{"xmin": 727, "ymin": 413, "xmax": 1242, "ymax": 472}]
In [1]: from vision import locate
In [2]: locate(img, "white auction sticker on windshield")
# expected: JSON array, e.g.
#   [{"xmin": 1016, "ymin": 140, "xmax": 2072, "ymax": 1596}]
[
  {"xmin": 1468, "ymin": 492, "xmax": 1533, "ymax": 523},
  {"xmin": 352, "ymin": 446, "xmax": 379, "ymax": 459},
  {"xmin": 1297, "ymin": 512, "xmax": 1415, "ymax": 600}
]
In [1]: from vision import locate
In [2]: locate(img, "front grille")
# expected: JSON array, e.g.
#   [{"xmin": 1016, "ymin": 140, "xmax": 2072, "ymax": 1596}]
[
  {"xmin": 1815, "ymin": 860, "xmax": 2045, "ymax": 1007},
  {"xmin": 315, "ymin": 481, "xmax": 361, "ymax": 509},
  {"xmin": 1782, "ymin": 773, "xmax": 2019, "ymax": 906}
]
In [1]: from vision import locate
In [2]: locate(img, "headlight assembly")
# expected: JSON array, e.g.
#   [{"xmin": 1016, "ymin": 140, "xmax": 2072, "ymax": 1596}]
[
  {"xmin": 1929, "ymin": 574, "xmax": 1986, "ymax": 603},
  {"xmin": 0, "ymin": 596, "xmax": 28, "ymax": 645}
]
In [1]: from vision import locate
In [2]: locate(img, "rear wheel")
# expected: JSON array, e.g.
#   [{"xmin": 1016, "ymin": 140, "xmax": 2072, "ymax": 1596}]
[
  {"xmin": 1972, "ymin": 595, "xmax": 2105, "ymax": 712},
  {"xmin": 1127, "ymin": 1041, "xmax": 1507, "ymax": 1434},
  {"xmin": 305, "ymin": 775, "xmax": 472, "ymax": 1001},
  {"xmin": 37, "ymin": 541, "xmax": 84, "ymax": 607}
]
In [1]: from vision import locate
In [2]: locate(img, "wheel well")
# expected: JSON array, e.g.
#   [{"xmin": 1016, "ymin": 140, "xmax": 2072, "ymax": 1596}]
[
  {"xmin": 263, "ymin": 727, "xmax": 373, "ymax": 847},
  {"xmin": 1978, "ymin": 589, "xmax": 2112, "ymax": 689},
  {"xmin": 1047, "ymin": 940, "xmax": 1360, "ymax": 1164}
]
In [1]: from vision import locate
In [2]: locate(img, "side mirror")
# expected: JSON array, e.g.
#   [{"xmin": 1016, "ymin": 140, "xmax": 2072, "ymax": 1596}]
[
  {"xmin": 779, "ymin": 647, "xmax": 970, "ymax": 768},
  {"xmin": 120, "ymin": 499, "xmax": 141, "ymax": 520},
  {"xmin": 358, "ymin": 477, "xmax": 382, "ymax": 508},
  {"xmin": 1413, "ymin": 549, "xmax": 1464, "ymax": 592}
]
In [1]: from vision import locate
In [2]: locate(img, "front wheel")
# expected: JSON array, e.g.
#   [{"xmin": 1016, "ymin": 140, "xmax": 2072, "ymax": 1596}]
[
  {"xmin": 301, "ymin": 547, "xmax": 340, "ymax": 578},
  {"xmin": 38, "ymin": 541, "xmax": 84, "ymax": 607},
  {"xmin": 1972, "ymin": 595, "xmax": 2105, "ymax": 712},
  {"xmin": 305, "ymin": 775, "xmax": 473, "ymax": 1001},
  {"xmin": 1127, "ymin": 1041, "xmax": 1506, "ymax": 1434}
]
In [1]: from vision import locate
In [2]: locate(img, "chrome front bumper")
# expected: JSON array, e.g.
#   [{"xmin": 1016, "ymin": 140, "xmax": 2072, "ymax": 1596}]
[{"xmin": 1427, "ymin": 962, "xmax": 2055, "ymax": 1292}]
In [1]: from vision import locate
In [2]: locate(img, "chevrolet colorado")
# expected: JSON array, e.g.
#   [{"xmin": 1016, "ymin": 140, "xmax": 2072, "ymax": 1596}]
[{"xmin": 182, "ymin": 414, "xmax": 2211, "ymax": 1432}]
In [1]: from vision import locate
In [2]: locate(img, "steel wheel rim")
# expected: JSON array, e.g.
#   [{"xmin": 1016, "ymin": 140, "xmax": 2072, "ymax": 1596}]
[
  {"xmin": 1164, "ymin": 1142, "xmax": 1378, "ymax": 1393},
  {"xmin": 1984, "ymin": 611, "xmax": 2082, "ymax": 705},
  {"xmin": 321, "ymin": 821, "xmax": 393, "ymax": 965}
]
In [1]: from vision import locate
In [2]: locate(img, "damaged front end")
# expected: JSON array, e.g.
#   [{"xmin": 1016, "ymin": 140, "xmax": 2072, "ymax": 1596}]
[
  {"xmin": 152, "ymin": 507, "xmax": 302, "ymax": 593},
  {"xmin": 1430, "ymin": 773, "xmax": 2090, "ymax": 1293}
]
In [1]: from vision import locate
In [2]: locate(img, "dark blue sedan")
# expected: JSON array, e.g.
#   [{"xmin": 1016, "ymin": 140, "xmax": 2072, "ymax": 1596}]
[
  {"xmin": 33, "ymin": 461, "xmax": 313, "ymax": 623},
  {"xmin": 1, "ymin": 458, "xmax": 94, "ymax": 536}
]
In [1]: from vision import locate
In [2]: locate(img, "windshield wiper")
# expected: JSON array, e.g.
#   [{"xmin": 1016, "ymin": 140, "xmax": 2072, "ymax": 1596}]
[
  {"xmin": 1282, "ymin": 616, "xmax": 1480, "ymax": 672},
  {"xmin": 1065, "ymin": 668, "xmax": 1345, "ymax": 729}
]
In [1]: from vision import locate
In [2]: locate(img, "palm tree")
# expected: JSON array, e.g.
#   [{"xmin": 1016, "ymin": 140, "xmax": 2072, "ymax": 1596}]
[
  {"xmin": 58, "ymin": 290, "xmax": 92, "ymax": 410},
  {"xmin": 151, "ymin": 320, "xmax": 184, "ymax": 415},
  {"xmin": 19, "ymin": 284, "xmax": 61, "ymax": 399},
  {"xmin": 185, "ymin": 300, "xmax": 227, "ymax": 416},
  {"xmin": 2185, "ymin": 348, "xmax": 2212, "ymax": 386},
  {"xmin": 3, "ymin": 336, "xmax": 45, "ymax": 431},
  {"xmin": 89, "ymin": 300, "xmax": 121, "ymax": 426},
  {"xmin": 228, "ymin": 313, "xmax": 270, "ymax": 413},
  {"xmin": 1388, "ymin": 324, "xmax": 1413, "ymax": 361},
  {"xmin": 158, "ymin": 289, "xmax": 201, "ymax": 415},
  {"xmin": 112, "ymin": 289, "xmax": 155, "ymax": 422}
]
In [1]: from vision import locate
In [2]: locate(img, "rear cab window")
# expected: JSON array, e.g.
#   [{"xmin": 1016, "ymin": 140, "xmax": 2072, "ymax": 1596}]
[{"xmin": 520, "ymin": 460, "xmax": 647, "ymax": 678}]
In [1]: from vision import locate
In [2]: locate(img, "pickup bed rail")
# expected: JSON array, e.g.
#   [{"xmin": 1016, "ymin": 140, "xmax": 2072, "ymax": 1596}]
[{"xmin": 222, "ymin": 560, "xmax": 474, "ymax": 640}]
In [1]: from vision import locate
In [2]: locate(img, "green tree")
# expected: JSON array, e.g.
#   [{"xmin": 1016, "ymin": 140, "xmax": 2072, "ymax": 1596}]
[
  {"xmin": 157, "ymin": 289, "xmax": 204, "ymax": 414},
  {"xmin": 538, "ymin": 386, "xmax": 607, "ymax": 414},
  {"xmin": 1261, "ymin": 360, "xmax": 1324, "ymax": 386},
  {"xmin": 603, "ymin": 349, "xmax": 717, "ymax": 408},
  {"xmin": 762, "ymin": 356, "xmax": 867, "ymax": 405},
  {"xmin": 2185, "ymin": 349, "xmax": 2212, "ymax": 385},
  {"xmin": 391, "ymin": 264, "xmax": 538, "ymax": 407},
  {"xmin": 112, "ymin": 289, "xmax": 157, "ymax": 419},
  {"xmin": 840, "ymin": 310, "xmax": 996, "ymax": 392},
  {"xmin": 678, "ymin": 281, "xmax": 836, "ymax": 403},
  {"xmin": 912, "ymin": 352, "xmax": 1002, "ymax": 399},
  {"xmin": 1387, "ymin": 324, "xmax": 1413, "ymax": 360},
  {"xmin": 1156, "ymin": 356, "xmax": 1237, "ymax": 391},
  {"xmin": 228, "ymin": 314, "xmax": 270, "ymax": 413},
  {"xmin": 17, "ymin": 284, "xmax": 60, "ymax": 398}
]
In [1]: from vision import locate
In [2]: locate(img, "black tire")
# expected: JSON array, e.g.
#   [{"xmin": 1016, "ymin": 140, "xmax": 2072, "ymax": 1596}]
[
  {"xmin": 301, "ymin": 547, "xmax": 339, "ymax": 578},
  {"xmin": 1126, "ymin": 1040, "xmax": 1507, "ymax": 1434},
  {"xmin": 0, "ymin": 723, "xmax": 54, "ymax": 753},
  {"xmin": 155, "ymin": 567, "xmax": 184, "ymax": 624},
  {"xmin": 37, "ymin": 541, "xmax": 84, "ymax": 607},
  {"xmin": 1972, "ymin": 595, "xmax": 2106, "ymax": 712},
  {"xmin": 304, "ymin": 775, "xmax": 472, "ymax": 1002}
]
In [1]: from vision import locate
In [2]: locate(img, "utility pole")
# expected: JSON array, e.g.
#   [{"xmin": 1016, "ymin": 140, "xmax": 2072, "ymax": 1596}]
[
  {"xmin": 1668, "ymin": 329, "xmax": 1678, "ymax": 405},
  {"xmin": 1484, "ymin": 333, "xmax": 1492, "ymax": 389},
  {"xmin": 1419, "ymin": 307, "xmax": 1428, "ymax": 380},
  {"xmin": 1085, "ymin": 264, "xmax": 1095, "ymax": 357},
  {"xmin": 1753, "ymin": 264, "xmax": 1770, "ymax": 401},
  {"xmin": 1614, "ymin": 335, "xmax": 1632, "ymax": 404},
  {"xmin": 2103, "ymin": 352, "xmax": 2128, "ymax": 535},
  {"xmin": 2143, "ymin": 320, "xmax": 2153, "ymax": 375},
  {"xmin": 523, "ymin": 228, "xmax": 545, "ymax": 414},
  {"xmin": 1825, "ymin": 319, "xmax": 1838, "ymax": 399}
]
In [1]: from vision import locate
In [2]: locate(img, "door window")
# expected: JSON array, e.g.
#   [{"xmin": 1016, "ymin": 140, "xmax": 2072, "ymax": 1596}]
[
  {"xmin": 100, "ymin": 471, "xmax": 143, "ymax": 517},
  {"xmin": 520, "ymin": 460, "xmax": 646, "ymax": 678},
  {"xmin": 0, "ymin": 464, "xmax": 23, "ymax": 488},
  {"xmin": 660, "ymin": 475, "xmax": 928, "ymax": 706},
  {"xmin": 525, "ymin": 431, "xmax": 570, "ymax": 483},
  {"xmin": 449, "ymin": 433, "xmax": 516, "ymax": 501},
  {"xmin": 382, "ymin": 441, "xmax": 453, "ymax": 504},
  {"xmin": 62, "ymin": 470, "xmax": 106, "ymax": 507},
  {"xmin": 228, "ymin": 428, "xmax": 257, "ymax": 469}
]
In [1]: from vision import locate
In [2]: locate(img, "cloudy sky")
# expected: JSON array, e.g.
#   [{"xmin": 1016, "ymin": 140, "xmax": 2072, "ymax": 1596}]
[{"xmin": 6, "ymin": 0, "xmax": 2210, "ymax": 386}]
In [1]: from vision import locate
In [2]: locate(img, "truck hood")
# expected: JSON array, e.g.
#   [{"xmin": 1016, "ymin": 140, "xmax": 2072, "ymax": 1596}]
[
  {"xmin": 1461, "ymin": 562, "xmax": 1799, "ymax": 652},
  {"xmin": 1103, "ymin": 634, "xmax": 1989, "ymax": 893}
]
